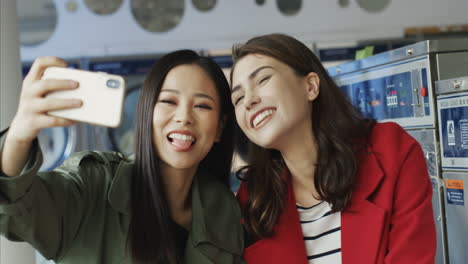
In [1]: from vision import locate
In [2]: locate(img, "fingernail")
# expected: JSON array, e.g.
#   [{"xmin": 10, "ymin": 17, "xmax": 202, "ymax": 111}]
[
  {"xmin": 73, "ymin": 99, "xmax": 82, "ymax": 106},
  {"xmin": 70, "ymin": 81, "xmax": 79, "ymax": 88}
]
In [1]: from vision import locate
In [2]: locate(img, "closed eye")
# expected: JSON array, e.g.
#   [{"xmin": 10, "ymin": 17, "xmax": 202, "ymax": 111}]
[
  {"xmin": 159, "ymin": 99, "xmax": 176, "ymax": 105},
  {"xmin": 195, "ymin": 104, "xmax": 212, "ymax": 110},
  {"xmin": 234, "ymin": 96, "xmax": 244, "ymax": 106},
  {"xmin": 258, "ymin": 76, "xmax": 271, "ymax": 85}
]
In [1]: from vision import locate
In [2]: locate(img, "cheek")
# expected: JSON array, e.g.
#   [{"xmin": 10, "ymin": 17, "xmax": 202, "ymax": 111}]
[
  {"xmin": 198, "ymin": 110, "xmax": 221, "ymax": 136},
  {"xmin": 235, "ymin": 109, "xmax": 246, "ymax": 128}
]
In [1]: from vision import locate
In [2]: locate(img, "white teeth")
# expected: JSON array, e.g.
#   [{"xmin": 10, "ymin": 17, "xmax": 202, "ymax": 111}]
[
  {"xmin": 253, "ymin": 109, "xmax": 275, "ymax": 128},
  {"xmin": 168, "ymin": 133, "xmax": 195, "ymax": 141}
]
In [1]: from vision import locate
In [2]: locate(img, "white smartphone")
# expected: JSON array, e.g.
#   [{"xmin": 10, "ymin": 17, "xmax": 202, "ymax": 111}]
[{"xmin": 42, "ymin": 67, "xmax": 126, "ymax": 128}]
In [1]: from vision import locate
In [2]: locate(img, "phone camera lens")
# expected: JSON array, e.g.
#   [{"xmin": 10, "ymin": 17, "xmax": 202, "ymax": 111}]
[{"xmin": 106, "ymin": 79, "xmax": 121, "ymax": 88}]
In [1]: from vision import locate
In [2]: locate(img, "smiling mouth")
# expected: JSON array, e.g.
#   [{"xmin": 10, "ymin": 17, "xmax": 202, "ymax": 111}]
[
  {"xmin": 251, "ymin": 108, "xmax": 276, "ymax": 129},
  {"xmin": 167, "ymin": 132, "xmax": 196, "ymax": 152}
]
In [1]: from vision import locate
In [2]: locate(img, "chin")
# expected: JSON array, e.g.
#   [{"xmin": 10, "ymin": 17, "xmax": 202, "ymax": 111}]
[
  {"xmin": 162, "ymin": 158, "xmax": 199, "ymax": 170},
  {"xmin": 250, "ymin": 135, "xmax": 278, "ymax": 150}
]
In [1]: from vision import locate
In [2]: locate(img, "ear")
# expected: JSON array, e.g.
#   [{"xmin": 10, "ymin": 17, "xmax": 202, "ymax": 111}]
[
  {"xmin": 215, "ymin": 116, "xmax": 226, "ymax": 142},
  {"xmin": 304, "ymin": 72, "xmax": 320, "ymax": 101}
]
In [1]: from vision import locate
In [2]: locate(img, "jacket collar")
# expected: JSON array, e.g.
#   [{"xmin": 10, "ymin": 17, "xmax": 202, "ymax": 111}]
[
  {"xmin": 190, "ymin": 170, "xmax": 244, "ymax": 255},
  {"xmin": 350, "ymin": 148, "xmax": 384, "ymax": 203},
  {"xmin": 276, "ymin": 147, "xmax": 385, "ymax": 264},
  {"xmin": 108, "ymin": 161, "xmax": 243, "ymax": 256},
  {"xmin": 341, "ymin": 148, "xmax": 386, "ymax": 264}
]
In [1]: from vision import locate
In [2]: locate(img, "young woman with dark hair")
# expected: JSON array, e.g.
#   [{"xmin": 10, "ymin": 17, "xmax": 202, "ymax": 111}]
[
  {"xmin": 230, "ymin": 34, "xmax": 436, "ymax": 263},
  {"xmin": 0, "ymin": 50, "xmax": 244, "ymax": 264}
]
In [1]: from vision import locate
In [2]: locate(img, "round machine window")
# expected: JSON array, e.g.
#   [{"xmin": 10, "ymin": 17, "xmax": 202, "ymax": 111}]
[
  {"xmin": 255, "ymin": 0, "xmax": 266, "ymax": 6},
  {"xmin": 277, "ymin": 0, "xmax": 302, "ymax": 16},
  {"xmin": 38, "ymin": 127, "xmax": 76, "ymax": 172},
  {"xmin": 84, "ymin": 0, "xmax": 123, "ymax": 15},
  {"xmin": 192, "ymin": 0, "xmax": 216, "ymax": 12},
  {"xmin": 356, "ymin": 0, "xmax": 391, "ymax": 13},
  {"xmin": 17, "ymin": 0, "xmax": 57, "ymax": 46},
  {"xmin": 108, "ymin": 86, "xmax": 141, "ymax": 154},
  {"xmin": 131, "ymin": 0, "xmax": 185, "ymax": 33},
  {"xmin": 338, "ymin": 0, "xmax": 350, "ymax": 8}
]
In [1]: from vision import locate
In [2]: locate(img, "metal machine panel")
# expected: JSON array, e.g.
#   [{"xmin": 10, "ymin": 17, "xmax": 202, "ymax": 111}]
[
  {"xmin": 435, "ymin": 52, "xmax": 468, "ymax": 81},
  {"xmin": 431, "ymin": 177, "xmax": 448, "ymax": 264},
  {"xmin": 443, "ymin": 172, "xmax": 468, "ymax": 264},
  {"xmin": 407, "ymin": 129, "xmax": 439, "ymax": 178},
  {"xmin": 436, "ymin": 76, "xmax": 468, "ymax": 95},
  {"xmin": 335, "ymin": 55, "xmax": 434, "ymax": 128},
  {"xmin": 327, "ymin": 39, "xmax": 468, "ymax": 77},
  {"xmin": 437, "ymin": 92, "xmax": 468, "ymax": 170}
]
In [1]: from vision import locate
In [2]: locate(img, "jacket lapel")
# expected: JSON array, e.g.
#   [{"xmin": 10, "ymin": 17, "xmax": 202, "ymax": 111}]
[
  {"xmin": 108, "ymin": 160, "xmax": 132, "ymax": 215},
  {"xmin": 190, "ymin": 172, "xmax": 244, "ymax": 258},
  {"xmin": 342, "ymin": 150, "xmax": 386, "ymax": 264},
  {"xmin": 241, "ymin": 171, "xmax": 308, "ymax": 264},
  {"xmin": 274, "ymin": 174, "xmax": 309, "ymax": 264}
]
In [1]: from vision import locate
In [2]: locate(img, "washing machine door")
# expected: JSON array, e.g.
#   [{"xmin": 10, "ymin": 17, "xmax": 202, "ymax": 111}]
[
  {"xmin": 38, "ymin": 126, "xmax": 76, "ymax": 171},
  {"xmin": 108, "ymin": 85, "xmax": 141, "ymax": 155}
]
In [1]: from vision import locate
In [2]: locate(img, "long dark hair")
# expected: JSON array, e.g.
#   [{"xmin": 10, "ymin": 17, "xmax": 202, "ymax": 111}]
[
  {"xmin": 129, "ymin": 50, "xmax": 234, "ymax": 263},
  {"xmin": 231, "ymin": 34, "xmax": 374, "ymax": 239}
]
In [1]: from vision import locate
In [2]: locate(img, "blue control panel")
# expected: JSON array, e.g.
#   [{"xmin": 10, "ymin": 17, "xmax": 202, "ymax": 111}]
[
  {"xmin": 333, "ymin": 56, "xmax": 434, "ymax": 128},
  {"xmin": 438, "ymin": 92, "xmax": 468, "ymax": 170}
]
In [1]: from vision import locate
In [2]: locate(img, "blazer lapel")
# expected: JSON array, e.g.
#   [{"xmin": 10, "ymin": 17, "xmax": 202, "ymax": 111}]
[{"xmin": 342, "ymin": 150, "xmax": 386, "ymax": 264}]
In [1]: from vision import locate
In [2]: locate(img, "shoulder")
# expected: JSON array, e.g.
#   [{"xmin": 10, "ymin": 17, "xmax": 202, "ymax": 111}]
[
  {"xmin": 362, "ymin": 122, "xmax": 427, "ymax": 183},
  {"xmin": 63, "ymin": 151, "xmax": 127, "ymax": 168},
  {"xmin": 55, "ymin": 151, "xmax": 130, "ymax": 187},
  {"xmin": 368, "ymin": 122, "xmax": 419, "ymax": 159},
  {"xmin": 370, "ymin": 122, "xmax": 415, "ymax": 145},
  {"xmin": 197, "ymin": 172, "xmax": 236, "ymax": 201},
  {"xmin": 196, "ymin": 171, "xmax": 241, "ymax": 220}
]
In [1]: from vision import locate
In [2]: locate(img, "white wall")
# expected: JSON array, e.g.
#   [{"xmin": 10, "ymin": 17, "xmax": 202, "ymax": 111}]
[
  {"xmin": 1, "ymin": 0, "xmax": 22, "ymax": 131},
  {"xmin": 0, "ymin": 1, "xmax": 36, "ymax": 263},
  {"xmin": 19, "ymin": 0, "xmax": 468, "ymax": 61}
]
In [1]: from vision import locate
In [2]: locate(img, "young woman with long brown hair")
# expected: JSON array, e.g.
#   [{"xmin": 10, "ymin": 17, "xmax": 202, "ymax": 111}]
[
  {"xmin": 230, "ymin": 34, "xmax": 436, "ymax": 264},
  {"xmin": 0, "ymin": 50, "xmax": 244, "ymax": 264}
]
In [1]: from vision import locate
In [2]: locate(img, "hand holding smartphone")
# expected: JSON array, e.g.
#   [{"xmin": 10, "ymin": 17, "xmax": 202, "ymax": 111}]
[{"xmin": 42, "ymin": 67, "xmax": 126, "ymax": 128}]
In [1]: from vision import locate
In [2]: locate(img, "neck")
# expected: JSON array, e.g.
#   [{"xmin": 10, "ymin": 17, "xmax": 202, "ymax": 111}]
[
  {"xmin": 160, "ymin": 163, "xmax": 197, "ymax": 229},
  {"xmin": 278, "ymin": 120, "xmax": 320, "ymax": 205}
]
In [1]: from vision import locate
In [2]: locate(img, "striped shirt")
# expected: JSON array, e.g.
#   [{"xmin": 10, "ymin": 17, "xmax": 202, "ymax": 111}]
[{"xmin": 297, "ymin": 201, "xmax": 342, "ymax": 263}]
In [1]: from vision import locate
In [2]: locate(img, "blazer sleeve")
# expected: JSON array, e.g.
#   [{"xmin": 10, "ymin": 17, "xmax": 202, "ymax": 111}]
[
  {"xmin": 0, "ymin": 132, "xmax": 114, "ymax": 260},
  {"xmin": 384, "ymin": 137, "xmax": 437, "ymax": 264}
]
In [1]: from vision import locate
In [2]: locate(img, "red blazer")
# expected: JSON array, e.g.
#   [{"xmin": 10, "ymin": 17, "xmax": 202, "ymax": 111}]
[{"xmin": 237, "ymin": 122, "xmax": 436, "ymax": 264}]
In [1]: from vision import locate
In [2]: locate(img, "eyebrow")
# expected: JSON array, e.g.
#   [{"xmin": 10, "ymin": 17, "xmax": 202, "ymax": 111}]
[
  {"xmin": 231, "ymin": 66, "xmax": 273, "ymax": 94},
  {"xmin": 161, "ymin": 89, "xmax": 215, "ymax": 102}
]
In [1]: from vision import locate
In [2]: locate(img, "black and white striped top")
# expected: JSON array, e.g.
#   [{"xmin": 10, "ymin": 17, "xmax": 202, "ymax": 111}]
[{"xmin": 297, "ymin": 201, "xmax": 342, "ymax": 263}]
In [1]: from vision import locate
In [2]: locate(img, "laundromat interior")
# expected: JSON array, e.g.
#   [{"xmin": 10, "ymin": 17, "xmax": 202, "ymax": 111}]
[{"xmin": 1, "ymin": 0, "xmax": 468, "ymax": 263}]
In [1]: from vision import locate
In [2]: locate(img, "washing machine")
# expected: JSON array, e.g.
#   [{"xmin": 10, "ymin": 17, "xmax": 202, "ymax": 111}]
[
  {"xmin": 436, "ymin": 76, "xmax": 468, "ymax": 264},
  {"xmin": 442, "ymin": 172, "xmax": 468, "ymax": 264},
  {"xmin": 328, "ymin": 39, "xmax": 468, "ymax": 130},
  {"xmin": 328, "ymin": 39, "xmax": 468, "ymax": 263}
]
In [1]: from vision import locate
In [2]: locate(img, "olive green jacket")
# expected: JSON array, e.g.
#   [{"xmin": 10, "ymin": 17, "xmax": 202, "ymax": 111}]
[{"xmin": 0, "ymin": 135, "xmax": 244, "ymax": 264}]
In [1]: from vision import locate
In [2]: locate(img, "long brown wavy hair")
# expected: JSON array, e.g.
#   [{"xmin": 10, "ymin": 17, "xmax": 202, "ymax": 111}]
[{"xmin": 231, "ymin": 34, "xmax": 375, "ymax": 239}]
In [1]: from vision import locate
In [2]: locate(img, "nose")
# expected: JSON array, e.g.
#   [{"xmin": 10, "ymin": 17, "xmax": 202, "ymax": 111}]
[
  {"xmin": 244, "ymin": 92, "xmax": 261, "ymax": 111},
  {"xmin": 174, "ymin": 105, "xmax": 193, "ymax": 125}
]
